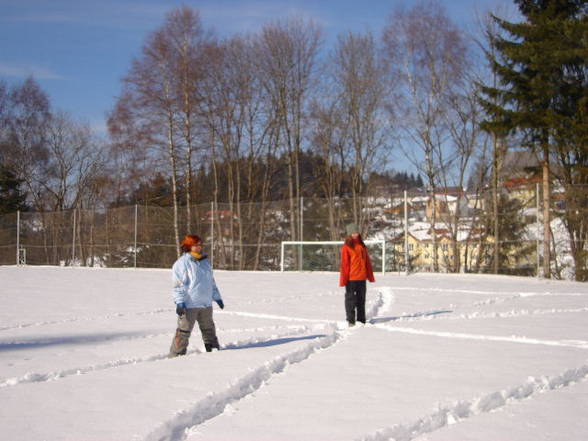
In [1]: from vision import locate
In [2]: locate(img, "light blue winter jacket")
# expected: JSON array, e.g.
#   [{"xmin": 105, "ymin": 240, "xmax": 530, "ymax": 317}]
[{"xmin": 172, "ymin": 253, "xmax": 222, "ymax": 308}]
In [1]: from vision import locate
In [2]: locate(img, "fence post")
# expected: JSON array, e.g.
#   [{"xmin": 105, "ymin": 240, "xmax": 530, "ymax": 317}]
[
  {"xmin": 210, "ymin": 201, "xmax": 214, "ymax": 268},
  {"xmin": 381, "ymin": 239, "xmax": 386, "ymax": 275},
  {"xmin": 299, "ymin": 196, "xmax": 303, "ymax": 271},
  {"xmin": 71, "ymin": 208, "xmax": 76, "ymax": 266},
  {"xmin": 16, "ymin": 210, "xmax": 20, "ymax": 265},
  {"xmin": 404, "ymin": 190, "xmax": 409, "ymax": 275},
  {"xmin": 134, "ymin": 204, "xmax": 138, "ymax": 269},
  {"xmin": 536, "ymin": 183, "xmax": 541, "ymax": 278}
]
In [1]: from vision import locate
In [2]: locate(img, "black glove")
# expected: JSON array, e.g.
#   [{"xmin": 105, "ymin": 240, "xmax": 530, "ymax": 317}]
[
  {"xmin": 176, "ymin": 302, "xmax": 187, "ymax": 316},
  {"xmin": 216, "ymin": 300, "xmax": 224, "ymax": 309}
]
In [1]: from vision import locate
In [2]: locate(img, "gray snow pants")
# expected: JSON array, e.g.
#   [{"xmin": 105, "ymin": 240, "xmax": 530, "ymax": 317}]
[{"xmin": 169, "ymin": 306, "xmax": 219, "ymax": 357}]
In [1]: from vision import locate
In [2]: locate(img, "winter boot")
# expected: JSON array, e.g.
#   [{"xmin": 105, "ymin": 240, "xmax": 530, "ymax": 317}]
[
  {"xmin": 169, "ymin": 329, "xmax": 191, "ymax": 357},
  {"xmin": 205, "ymin": 343, "xmax": 220, "ymax": 352}
]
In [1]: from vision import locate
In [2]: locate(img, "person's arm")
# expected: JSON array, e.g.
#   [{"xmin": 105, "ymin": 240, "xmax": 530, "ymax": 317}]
[
  {"xmin": 365, "ymin": 247, "xmax": 375, "ymax": 283},
  {"xmin": 339, "ymin": 245, "xmax": 350, "ymax": 287},
  {"xmin": 211, "ymin": 275, "xmax": 224, "ymax": 308},
  {"xmin": 172, "ymin": 258, "xmax": 188, "ymax": 306}
]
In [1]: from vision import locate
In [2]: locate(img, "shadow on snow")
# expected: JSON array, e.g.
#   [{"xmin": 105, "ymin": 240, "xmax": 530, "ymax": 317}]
[
  {"xmin": 369, "ymin": 310, "xmax": 453, "ymax": 324},
  {"xmin": 0, "ymin": 331, "xmax": 155, "ymax": 351},
  {"xmin": 223, "ymin": 334, "xmax": 327, "ymax": 350}
]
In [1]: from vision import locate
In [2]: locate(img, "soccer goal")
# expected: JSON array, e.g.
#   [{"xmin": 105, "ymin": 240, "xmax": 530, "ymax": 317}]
[{"xmin": 280, "ymin": 240, "xmax": 386, "ymax": 274}]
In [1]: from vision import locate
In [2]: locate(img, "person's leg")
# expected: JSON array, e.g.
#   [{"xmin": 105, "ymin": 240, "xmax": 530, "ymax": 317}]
[
  {"xmin": 169, "ymin": 308, "xmax": 197, "ymax": 357},
  {"xmin": 345, "ymin": 282, "xmax": 357, "ymax": 325},
  {"xmin": 196, "ymin": 306, "xmax": 220, "ymax": 351},
  {"xmin": 356, "ymin": 280, "xmax": 367, "ymax": 323}
]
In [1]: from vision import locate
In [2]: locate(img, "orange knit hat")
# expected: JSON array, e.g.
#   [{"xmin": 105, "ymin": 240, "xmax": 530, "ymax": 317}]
[{"xmin": 180, "ymin": 235, "xmax": 202, "ymax": 252}]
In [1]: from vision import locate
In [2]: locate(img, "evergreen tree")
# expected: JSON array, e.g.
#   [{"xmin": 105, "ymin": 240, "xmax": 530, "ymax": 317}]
[
  {"xmin": 480, "ymin": 0, "xmax": 588, "ymax": 278},
  {"xmin": 484, "ymin": 193, "xmax": 535, "ymax": 276},
  {"xmin": 549, "ymin": 3, "xmax": 588, "ymax": 281},
  {"xmin": 0, "ymin": 164, "xmax": 27, "ymax": 215}
]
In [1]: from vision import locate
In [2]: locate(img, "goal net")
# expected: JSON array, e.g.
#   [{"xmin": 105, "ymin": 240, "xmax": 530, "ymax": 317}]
[{"xmin": 280, "ymin": 240, "xmax": 386, "ymax": 273}]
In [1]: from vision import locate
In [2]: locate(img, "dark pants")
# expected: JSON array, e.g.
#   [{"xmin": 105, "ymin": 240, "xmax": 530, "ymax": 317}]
[
  {"xmin": 345, "ymin": 280, "xmax": 366, "ymax": 324},
  {"xmin": 169, "ymin": 306, "xmax": 219, "ymax": 357}
]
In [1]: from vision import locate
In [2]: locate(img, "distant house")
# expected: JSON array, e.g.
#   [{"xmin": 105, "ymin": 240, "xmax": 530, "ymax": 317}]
[
  {"xmin": 465, "ymin": 192, "xmax": 487, "ymax": 214},
  {"xmin": 201, "ymin": 210, "xmax": 240, "ymax": 236},
  {"xmin": 409, "ymin": 196, "xmax": 428, "ymax": 220},
  {"xmin": 389, "ymin": 225, "xmax": 493, "ymax": 272},
  {"xmin": 499, "ymin": 150, "xmax": 542, "ymax": 182},
  {"xmin": 383, "ymin": 200, "xmax": 411, "ymax": 217},
  {"xmin": 424, "ymin": 187, "xmax": 470, "ymax": 222},
  {"xmin": 202, "ymin": 210, "xmax": 239, "ymax": 222},
  {"xmin": 498, "ymin": 150, "xmax": 564, "ymax": 211}
]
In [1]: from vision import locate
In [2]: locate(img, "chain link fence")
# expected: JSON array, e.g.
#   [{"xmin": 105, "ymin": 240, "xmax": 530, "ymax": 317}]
[{"xmin": 1, "ymin": 185, "xmax": 586, "ymax": 280}]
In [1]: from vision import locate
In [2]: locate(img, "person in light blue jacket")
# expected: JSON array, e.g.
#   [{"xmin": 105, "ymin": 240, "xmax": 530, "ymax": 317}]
[{"xmin": 169, "ymin": 234, "xmax": 224, "ymax": 357}]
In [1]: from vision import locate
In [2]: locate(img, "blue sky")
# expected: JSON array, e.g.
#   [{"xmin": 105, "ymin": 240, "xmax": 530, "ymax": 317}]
[{"xmin": 0, "ymin": 0, "xmax": 510, "ymax": 136}]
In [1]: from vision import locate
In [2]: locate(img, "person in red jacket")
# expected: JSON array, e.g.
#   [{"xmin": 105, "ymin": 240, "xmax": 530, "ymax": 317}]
[{"xmin": 339, "ymin": 223, "xmax": 375, "ymax": 326}]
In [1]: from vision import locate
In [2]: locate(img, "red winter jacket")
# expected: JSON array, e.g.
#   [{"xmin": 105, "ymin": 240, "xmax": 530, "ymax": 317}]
[{"xmin": 339, "ymin": 240, "xmax": 375, "ymax": 287}]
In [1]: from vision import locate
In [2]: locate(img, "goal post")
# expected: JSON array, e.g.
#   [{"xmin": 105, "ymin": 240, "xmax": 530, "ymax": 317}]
[{"xmin": 280, "ymin": 240, "xmax": 386, "ymax": 274}]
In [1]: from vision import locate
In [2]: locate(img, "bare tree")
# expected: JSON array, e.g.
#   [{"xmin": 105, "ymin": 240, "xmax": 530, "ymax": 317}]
[
  {"xmin": 253, "ymin": 17, "xmax": 322, "ymax": 243},
  {"xmin": 165, "ymin": 7, "xmax": 210, "ymax": 229},
  {"xmin": 0, "ymin": 80, "xmax": 9, "ymax": 150},
  {"xmin": 332, "ymin": 30, "xmax": 389, "ymax": 229},
  {"xmin": 197, "ymin": 34, "xmax": 282, "ymax": 269},
  {"xmin": 107, "ymin": 90, "xmax": 156, "ymax": 205},
  {"xmin": 383, "ymin": 0, "xmax": 467, "ymax": 272},
  {"xmin": 235, "ymin": 37, "xmax": 283, "ymax": 269},
  {"xmin": 442, "ymin": 81, "xmax": 489, "ymax": 272},
  {"xmin": 43, "ymin": 112, "xmax": 104, "ymax": 211},
  {"xmin": 114, "ymin": 13, "xmax": 193, "ymax": 256},
  {"xmin": 43, "ymin": 112, "xmax": 106, "ymax": 265},
  {"xmin": 199, "ymin": 37, "xmax": 250, "ymax": 268},
  {"xmin": 2, "ymin": 77, "xmax": 52, "ymax": 211},
  {"xmin": 309, "ymin": 98, "xmax": 347, "ymax": 239}
]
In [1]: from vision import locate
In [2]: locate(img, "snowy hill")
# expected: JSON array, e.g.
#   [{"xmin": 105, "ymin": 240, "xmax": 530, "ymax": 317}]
[{"xmin": 0, "ymin": 266, "xmax": 587, "ymax": 441}]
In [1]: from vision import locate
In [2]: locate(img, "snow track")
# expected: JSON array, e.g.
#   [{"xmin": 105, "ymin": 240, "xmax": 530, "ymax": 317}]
[
  {"xmin": 386, "ymin": 286, "xmax": 588, "ymax": 297},
  {"xmin": 143, "ymin": 288, "xmax": 393, "ymax": 441},
  {"xmin": 143, "ymin": 324, "xmax": 343, "ymax": 441},
  {"xmin": 0, "ymin": 323, "xmax": 329, "ymax": 389},
  {"xmin": 218, "ymin": 310, "xmax": 333, "ymax": 324},
  {"xmin": 383, "ymin": 306, "xmax": 588, "ymax": 323},
  {"xmin": 442, "ymin": 306, "xmax": 588, "ymax": 320},
  {"xmin": 358, "ymin": 363, "xmax": 588, "ymax": 441},
  {"xmin": 0, "ymin": 352, "xmax": 172, "ymax": 388},
  {"xmin": 375, "ymin": 325, "xmax": 588, "ymax": 349}
]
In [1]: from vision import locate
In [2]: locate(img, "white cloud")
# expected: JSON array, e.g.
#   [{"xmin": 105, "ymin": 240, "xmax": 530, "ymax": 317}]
[{"xmin": 0, "ymin": 62, "xmax": 64, "ymax": 80}]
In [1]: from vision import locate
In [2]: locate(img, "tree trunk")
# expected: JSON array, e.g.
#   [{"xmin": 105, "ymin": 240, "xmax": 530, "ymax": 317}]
[
  {"xmin": 167, "ymin": 114, "xmax": 181, "ymax": 259},
  {"xmin": 542, "ymin": 145, "xmax": 551, "ymax": 279},
  {"xmin": 492, "ymin": 134, "xmax": 500, "ymax": 274}
]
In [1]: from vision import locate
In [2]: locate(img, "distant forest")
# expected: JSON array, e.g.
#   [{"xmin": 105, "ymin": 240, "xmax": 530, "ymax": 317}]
[{"xmin": 116, "ymin": 151, "xmax": 425, "ymax": 207}]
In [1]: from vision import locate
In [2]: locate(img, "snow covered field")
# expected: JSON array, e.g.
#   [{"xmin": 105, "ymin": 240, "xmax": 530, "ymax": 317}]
[{"xmin": 1, "ymin": 266, "xmax": 587, "ymax": 441}]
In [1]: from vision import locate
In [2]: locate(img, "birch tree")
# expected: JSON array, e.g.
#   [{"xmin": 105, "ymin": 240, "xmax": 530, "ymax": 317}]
[
  {"xmin": 254, "ymin": 17, "xmax": 322, "ymax": 243},
  {"xmin": 383, "ymin": 0, "xmax": 467, "ymax": 272},
  {"xmin": 332, "ymin": 31, "xmax": 389, "ymax": 230}
]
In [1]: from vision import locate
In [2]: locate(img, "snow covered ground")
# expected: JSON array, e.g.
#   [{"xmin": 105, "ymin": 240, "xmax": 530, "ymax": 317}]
[{"xmin": 0, "ymin": 266, "xmax": 587, "ymax": 441}]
